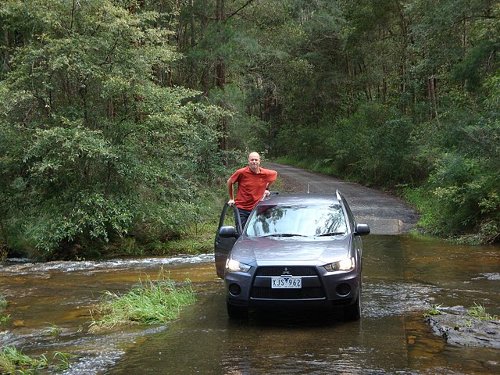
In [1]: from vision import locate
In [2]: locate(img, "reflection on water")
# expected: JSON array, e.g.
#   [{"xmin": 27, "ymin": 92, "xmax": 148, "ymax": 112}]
[{"xmin": 0, "ymin": 236, "xmax": 499, "ymax": 374}]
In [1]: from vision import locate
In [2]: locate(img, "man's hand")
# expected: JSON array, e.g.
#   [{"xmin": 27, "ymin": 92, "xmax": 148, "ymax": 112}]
[
  {"xmin": 261, "ymin": 190, "xmax": 270, "ymax": 200},
  {"xmin": 228, "ymin": 199, "xmax": 235, "ymax": 206}
]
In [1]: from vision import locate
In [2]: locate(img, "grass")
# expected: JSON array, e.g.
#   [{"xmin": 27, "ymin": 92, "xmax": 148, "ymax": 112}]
[
  {"xmin": 467, "ymin": 303, "xmax": 499, "ymax": 321},
  {"xmin": 0, "ymin": 295, "xmax": 9, "ymax": 327},
  {"xmin": 90, "ymin": 271, "xmax": 196, "ymax": 331},
  {"xmin": 424, "ymin": 303, "xmax": 499, "ymax": 322},
  {"xmin": 423, "ymin": 304, "xmax": 443, "ymax": 317},
  {"xmin": 52, "ymin": 351, "xmax": 74, "ymax": 371},
  {"xmin": 0, "ymin": 314, "xmax": 9, "ymax": 326},
  {"xmin": 0, "ymin": 347, "xmax": 48, "ymax": 374},
  {"xmin": 44, "ymin": 323, "xmax": 63, "ymax": 338},
  {"xmin": 0, "ymin": 297, "xmax": 71, "ymax": 374},
  {"xmin": 0, "ymin": 347, "xmax": 74, "ymax": 374}
]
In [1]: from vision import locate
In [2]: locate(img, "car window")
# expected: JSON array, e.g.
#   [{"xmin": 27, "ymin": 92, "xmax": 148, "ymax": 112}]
[{"xmin": 245, "ymin": 204, "xmax": 347, "ymax": 238}]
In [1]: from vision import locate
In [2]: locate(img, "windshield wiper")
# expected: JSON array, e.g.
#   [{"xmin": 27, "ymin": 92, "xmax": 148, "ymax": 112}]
[
  {"xmin": 262, "ymin": 233, "xmax": 307, "ymax": 237},
  {"xmin": 317, "ymin": 232, "xmax": 346, "ymax": 237}
]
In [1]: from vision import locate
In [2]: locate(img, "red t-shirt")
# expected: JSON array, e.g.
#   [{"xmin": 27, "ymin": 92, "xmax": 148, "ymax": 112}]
[{"xmin": 229, "ymin": 166, "xmax": 277, "ymax": 211}]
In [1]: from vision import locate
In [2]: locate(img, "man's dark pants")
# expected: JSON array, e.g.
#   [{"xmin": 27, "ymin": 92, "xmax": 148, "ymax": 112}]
[{"xmin": 233, "ymin": 207, "xmax": 251, "ymax": 231}]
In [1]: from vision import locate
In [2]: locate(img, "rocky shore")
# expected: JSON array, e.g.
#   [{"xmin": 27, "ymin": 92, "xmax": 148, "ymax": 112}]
[{"xmin": 426, "ymin": 305, "xmax": 500, "ymax": 349}]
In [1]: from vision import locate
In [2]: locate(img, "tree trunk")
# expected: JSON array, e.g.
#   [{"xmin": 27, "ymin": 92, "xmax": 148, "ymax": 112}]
[
  {"xmin": 215, "ymin": 0, "xmax": 227, "ymax": 151},
  {"xmin": 215, "ymin": 0, "xmax": 226, "ymax": 89},
  {"xmin": 427, "ymin": 75, "xmax": 438, "ymax": 119}
]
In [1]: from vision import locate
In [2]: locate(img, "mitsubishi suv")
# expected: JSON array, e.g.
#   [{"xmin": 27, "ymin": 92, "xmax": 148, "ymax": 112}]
[{"xmin": 214, "ymin": 191, "xmax": 370, "ymax": 319}]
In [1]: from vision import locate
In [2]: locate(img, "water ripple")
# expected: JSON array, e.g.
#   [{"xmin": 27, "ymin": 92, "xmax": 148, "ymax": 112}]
[
  {"xmin": 362, "ymin": 282, "xmax": 440, "ymax": 318},
  {"xmin": 0, "ymin": 254, "xmax": 214, "ymax": 275}
]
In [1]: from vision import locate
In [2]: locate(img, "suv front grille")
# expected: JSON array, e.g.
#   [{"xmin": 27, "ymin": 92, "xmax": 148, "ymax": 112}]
[{"xmin": 254, "ymin": 266, "xmax": 318, "ymax": 276}]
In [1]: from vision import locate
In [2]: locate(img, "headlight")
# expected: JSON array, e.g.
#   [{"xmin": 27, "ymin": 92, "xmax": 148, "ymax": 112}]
[
  {"xmin": 226, "ymin": 258, "xmax": 251, "ymax": 273},
  {"xmin": 323, "ymin": 257, "xmax": 355, "ymax": 272}
]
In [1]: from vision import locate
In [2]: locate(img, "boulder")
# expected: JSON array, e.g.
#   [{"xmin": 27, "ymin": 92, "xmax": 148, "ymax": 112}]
[{"xmin": 426, "ymin": 306, "xmax": 500, "ymax": 348}]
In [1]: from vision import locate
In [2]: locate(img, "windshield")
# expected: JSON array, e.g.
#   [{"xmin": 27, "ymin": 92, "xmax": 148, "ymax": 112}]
[{"xmin": 245, "ymin": 204, "xmax": 347, "ymax": 238}]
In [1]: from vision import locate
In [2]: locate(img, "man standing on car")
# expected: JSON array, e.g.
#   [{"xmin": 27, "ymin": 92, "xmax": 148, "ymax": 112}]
[{"xmin": 227, "ymin": 151, "xmax": 278, "ymax": 229}]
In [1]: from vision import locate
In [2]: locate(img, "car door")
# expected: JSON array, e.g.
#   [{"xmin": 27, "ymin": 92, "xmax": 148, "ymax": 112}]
[{"xmin": 214, "ymin": 203, "xmax": 242, "ymax": 278}]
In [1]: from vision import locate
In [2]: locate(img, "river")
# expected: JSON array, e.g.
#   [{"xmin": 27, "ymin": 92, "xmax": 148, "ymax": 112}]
[{"xmin": 1, "ymin": 235, "xmax": 498, "ymax": 374}]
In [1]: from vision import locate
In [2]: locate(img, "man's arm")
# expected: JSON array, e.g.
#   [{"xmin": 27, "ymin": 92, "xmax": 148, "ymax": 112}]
[
  {"xmin": 262, "ymin": 169, "xmax": 277, "ymax": 199},
  {"xmin": 227, "ymin": 177, "xmax": 235, "ymax": 205}
]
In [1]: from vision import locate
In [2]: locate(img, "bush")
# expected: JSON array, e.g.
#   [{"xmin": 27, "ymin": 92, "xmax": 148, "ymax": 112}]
[
  {"xmin": 323, "ymin": 103, "xmax": 420, "ymax": 187},
  {"xmin": 405, "ymin": 153, "xmax": 499, "ymax": 243},
  {"xmin": 0, "ymin": 0, "xmax": 226, "ymax": 258}
]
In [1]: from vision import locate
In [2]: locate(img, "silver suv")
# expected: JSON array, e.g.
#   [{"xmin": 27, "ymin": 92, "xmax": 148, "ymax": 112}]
[{"xmin": 214, "ymin": 191, "xmax": 370, "ymax": 319}]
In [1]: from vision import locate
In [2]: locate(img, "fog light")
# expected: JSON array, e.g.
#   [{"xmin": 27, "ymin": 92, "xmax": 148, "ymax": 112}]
[
  {"xmin": 229, "ymin": 283, "xmax": 241, "ymax": 296},
  {"xmin": 336, "ymin": 283, "xmax": 351, "ymax": 296}
]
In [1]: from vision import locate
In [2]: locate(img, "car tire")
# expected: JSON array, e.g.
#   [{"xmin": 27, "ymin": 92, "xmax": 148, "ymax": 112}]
[
  {"xmin": 227, "ymin": 302, "xmax": 248, "ymax": 319},
  {"xmin": 343, "ymin": 294, "xmax": 361, "ymax": 321}
]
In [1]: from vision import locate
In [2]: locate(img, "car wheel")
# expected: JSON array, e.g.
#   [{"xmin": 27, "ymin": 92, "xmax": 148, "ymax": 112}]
[
  {"xmin": 227, "ymin": 302, "xmax": 248, "ymax": 319},
  {"xmin": 343, "ymin": 294, "xmax": 361, "ymax": 321}
]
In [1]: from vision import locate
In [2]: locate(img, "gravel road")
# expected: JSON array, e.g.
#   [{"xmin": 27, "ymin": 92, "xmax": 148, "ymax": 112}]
[{"xmin": 265, "ymin": 162, "xmax": 419, "ymax": 235}]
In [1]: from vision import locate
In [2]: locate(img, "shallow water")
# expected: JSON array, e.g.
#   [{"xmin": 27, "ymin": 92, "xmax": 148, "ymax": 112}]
[{"xmin": 1, "ymin": 236, "xmax": 498, "ymax": 374}]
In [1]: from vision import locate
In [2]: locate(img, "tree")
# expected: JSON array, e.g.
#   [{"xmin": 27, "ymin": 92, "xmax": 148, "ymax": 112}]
[{"xmin": 0, "ymin": 0, "xmax": 224, "ymax": 258}]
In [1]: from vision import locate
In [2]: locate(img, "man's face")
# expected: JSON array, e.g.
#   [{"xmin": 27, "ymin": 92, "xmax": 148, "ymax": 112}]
[{"xmin": 248, "ymin": 153, "xmax": 260, "ymax": 172}]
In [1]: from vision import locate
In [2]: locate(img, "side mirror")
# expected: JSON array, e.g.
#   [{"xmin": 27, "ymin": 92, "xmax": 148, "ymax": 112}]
[
  {"xmin": 355, "ymin": 223, "xmax": 370, "ymax": 236},
  {"xmin": 218, "ymin": 225, "xmax": 239, "ymax": 238}
]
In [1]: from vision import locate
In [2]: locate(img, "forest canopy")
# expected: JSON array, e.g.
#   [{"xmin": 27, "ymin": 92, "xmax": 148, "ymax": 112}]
[{"xmin": 0, "ymin": 0, "xmax": 498, "ymax": 258}]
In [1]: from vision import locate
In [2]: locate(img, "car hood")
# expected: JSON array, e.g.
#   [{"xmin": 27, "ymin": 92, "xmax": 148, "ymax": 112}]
[{"xmin": 231, "ymin": 236, "xmax": 353, "ymax": 265}]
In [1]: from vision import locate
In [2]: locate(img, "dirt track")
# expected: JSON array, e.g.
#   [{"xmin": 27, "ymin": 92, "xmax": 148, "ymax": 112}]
[{"xmin": 265, "ymin": 162, "xmax": 419, "ymax": 235}]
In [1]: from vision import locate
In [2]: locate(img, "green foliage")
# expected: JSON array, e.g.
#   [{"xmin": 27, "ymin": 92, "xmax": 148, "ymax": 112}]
[
  {"xmin": 209, "ymin": 84, "xmax": 269, "ymax": 152},
  {"xmin": 0, "ymin": 295, "xmax": 9, "ymax": 327},
  {"xmin": 0, "ymin": 347, "xmax": 48, "ymax": 375},
  {"xmin": 90, "ymin": 272, "xmax": 196, "ymax": 330},
  {"xmin": 246, "ymin": 0, "xmax": 498, "ymax": 243},
  {"xmin": 311, "ymin": 103, "xmax": 421, "ymax": 186},
  {"xmin": 0, "ymin": 0, "xmax": 498, "ymax": 252},
  {"xmin": 52, "ymin": 351, "xmax": 74, "ymax": 371},
  {"xmin": 406, "ymin": 91, "xmax": 500, "ymax": 242},
  {"xmin": 0, "ymin": 346, "xmax": 73, "ymax": 374},
  {"xmin": 423, "ymin": 304, "xmax": 443, "ymax": 318},
  {"xmin": 107, "ymin": 188, "xmax": 225, "ymax": 257},
  {"xmin": 44, "ymin": 324, "xmax": 63, "ymax": 338},
  {"xmin": 452, "ymin": 40, "xmax": 497, "ymax": 91},
  {"xmin": 428, "ymin": 153, "xmax": 492, "ymax": 231},
  {"xmin": 405, "ymin": 153, "xmax": 499, "ymax": 244},
  {"xmin": 467, "ymin": 303, "xmax": 499, "ymax": 321},
  {"xmin": 0, "ymin": 314, "xmax": 10, "ymax": 326},
  {"xmin": 0, "ymin": 0, "xmax": 225, "ymax": 258}
]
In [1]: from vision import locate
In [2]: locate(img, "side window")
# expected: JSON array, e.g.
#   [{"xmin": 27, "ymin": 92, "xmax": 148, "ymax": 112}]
[
  {"xmin": 222, "ymin": 206, "xmax": 237, "ymax": 227},
  {"xmin": 217, "ymin": 204, "xmax": 242, "ymax": 233},
  {"xmin": 222, "ymin": 205, "xmax": 243, "ymax": 234}
]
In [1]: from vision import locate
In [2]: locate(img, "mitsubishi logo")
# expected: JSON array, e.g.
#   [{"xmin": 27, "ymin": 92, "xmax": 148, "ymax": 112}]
[{"xmin": 282, "ymin": 267, "xmax": 291, "ymax": 275}]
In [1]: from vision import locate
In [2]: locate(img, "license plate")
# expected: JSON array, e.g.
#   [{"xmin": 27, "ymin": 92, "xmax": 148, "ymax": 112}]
[{"xmin": 271, "ymin": 276, "xmax": 302, "ymax": 289}]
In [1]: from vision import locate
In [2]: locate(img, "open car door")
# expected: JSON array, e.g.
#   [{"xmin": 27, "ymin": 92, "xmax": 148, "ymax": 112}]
[{"xmin": 214, "ymin": 203, "xmax": 242, "ymax": 278}]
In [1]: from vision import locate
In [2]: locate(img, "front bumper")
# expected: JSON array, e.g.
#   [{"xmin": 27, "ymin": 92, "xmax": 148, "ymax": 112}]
[{"xmin": 225, "ymin": 265, "xmax": 361, "ymax": 309}]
